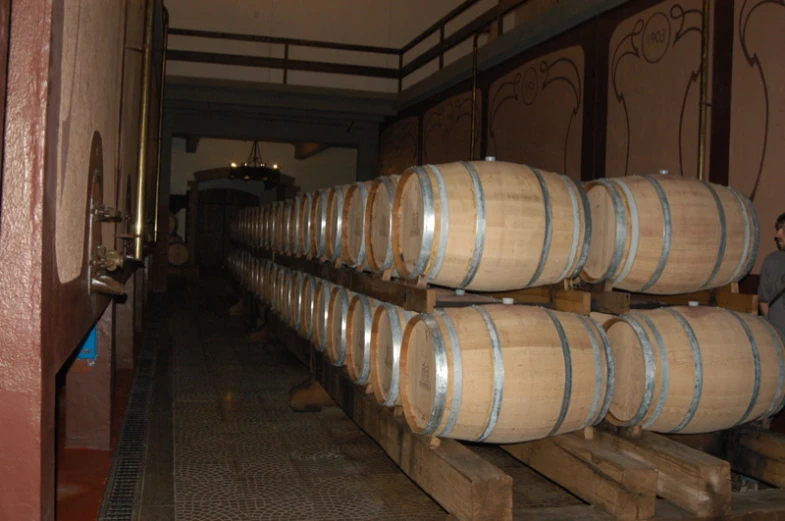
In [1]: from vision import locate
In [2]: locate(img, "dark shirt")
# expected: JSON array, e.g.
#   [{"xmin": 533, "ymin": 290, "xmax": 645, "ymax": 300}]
[{"xmin": 759, "ymin": 250, "xmax": 785, "ymax": 339}]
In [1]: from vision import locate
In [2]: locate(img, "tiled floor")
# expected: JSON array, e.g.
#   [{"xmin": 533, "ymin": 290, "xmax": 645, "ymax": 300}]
[{"xmin": 158, "ymin": 279, "xmax": 448, "ymax": 520}]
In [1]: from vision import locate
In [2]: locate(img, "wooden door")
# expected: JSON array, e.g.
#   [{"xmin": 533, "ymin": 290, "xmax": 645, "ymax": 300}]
[{"xmin": 196, "ymin": 188, "xmax": 259, "ymax": 268}]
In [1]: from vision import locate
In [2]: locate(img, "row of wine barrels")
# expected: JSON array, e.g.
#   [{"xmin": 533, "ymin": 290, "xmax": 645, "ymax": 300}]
[
  {"xmin": 581, "ymin": 176, "xmax": 758, "ymax": 294},
  {"xmin": 234, "ymin": 162, "xmax": 759, "ymax": 296},
  {"xmin": 605, "ymin": 306, "xmax": 785, "ymax": 433},
  {"xmin": 393, "ymin": 161, "xmax": 590, "ymax": 291},
  {"xmin": 400, "ymin": 305, "xmax": 613, "ymax": 443},
  {"xmin": 230, "ymin": 255, "xmax": 785, "ymax": 440}
]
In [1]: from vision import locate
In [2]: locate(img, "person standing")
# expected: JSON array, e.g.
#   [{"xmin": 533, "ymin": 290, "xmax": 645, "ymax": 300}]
[{"xmin": 759, "ymin": 212, "xmax": 785, "ymax": 339}]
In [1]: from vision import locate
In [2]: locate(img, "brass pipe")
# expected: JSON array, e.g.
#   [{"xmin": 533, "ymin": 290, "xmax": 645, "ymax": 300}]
[
  {"xmin": 470, "ymin": 30, "xmax": 480, "ymax": 161},
  {"xmin": 133, "ymin": 0, "xmax": 156, "ymax": 260},
  {"xmin": 697, "ymin": 0, "xmax": 711, "ymax": 181},
  {"xmin": 152, "ymin": 7, "xmax": 169, "ymax": 244}
]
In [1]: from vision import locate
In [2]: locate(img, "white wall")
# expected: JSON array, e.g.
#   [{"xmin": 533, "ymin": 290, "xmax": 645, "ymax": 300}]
[
  {"xmin": 166, "ymin": 0, "xmax": 497, "ymax": 92},
  {"xmin": 169, "ymin": 137, "xmax": 357, "ymax": 236}
]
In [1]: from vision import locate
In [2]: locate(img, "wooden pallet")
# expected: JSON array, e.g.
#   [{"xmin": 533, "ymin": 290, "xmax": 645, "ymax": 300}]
[{"xmin": 269, "ymin": 314, "xmax": 785, "ymax": 521}]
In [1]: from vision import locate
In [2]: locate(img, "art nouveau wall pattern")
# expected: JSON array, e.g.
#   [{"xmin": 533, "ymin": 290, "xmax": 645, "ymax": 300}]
[
  {"xmin": 486, "ymin": 46, "xmax": 584, "ymax": 180},
  {"xmin": 729, "ymin": 0, "xmax": 785, "ymax": 273},
  {"xmin": 379, "ymin": 116, "xmax": 419, "ymax": 176},
  {"xmin": 606, "ymin": 0, "xmax": 708, "ymax": 178},
  {"xmin": 421, "ymin": 91, "xmax": 482, "ymax": 164}
]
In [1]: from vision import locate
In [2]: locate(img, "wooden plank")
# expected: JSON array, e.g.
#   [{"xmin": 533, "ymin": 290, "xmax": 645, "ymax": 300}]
[
  {"xmin": 503, "ymin": 434, "xmax": 657, "ymax": 520},
  {"xmin": 594, "ymin": 429, "xmax": 730, "ymax": 517},
  {"xmin": 592, "ymin": 291, "xmax": 630, "ymax": 315},
  {"xmin": 715, "ymin": 292, "xmax": 759, "ymax": 315},
  {"xmin": 727, "ymin": 425, "xmax": 785, "ymax": 488},
  {"xmin": 552, "ymin": 288, "xmax": 591, "ymax": 314},
  {"xmin": 271, "ymin": 314, "xmax": 513, "ymax": 521}
]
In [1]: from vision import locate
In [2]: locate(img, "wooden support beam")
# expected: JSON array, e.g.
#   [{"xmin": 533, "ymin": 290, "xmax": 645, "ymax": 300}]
[
  {"xmin": 594, "ymin": 429, "xmax": 731, "ymax": 517},
  {"xmin": 727, "ymin": 425, "xmax": 785, "ymax": 488},
  {"xmin": 503, "ymin": 434, "xmax": 657, "ymax": 520},
  {"xmin": 592, "ymin": 290, "xmax": 630, "ymax": 315}
]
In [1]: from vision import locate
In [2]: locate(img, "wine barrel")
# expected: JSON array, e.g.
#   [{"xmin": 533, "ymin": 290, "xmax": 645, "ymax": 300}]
[
  {"xmin": 255, "ymin": 206, "xmax": 264, "ymax": 248},
  {"xmin": 342, "ymin": 181, "xmax": 375, "ymax": 268},
  {"xmin": 325, "ymin": 185, "xmax": 349, "ymax": 263},
  {"xmin": 273, "ymin": 266, "xmax": 289, "ymax": 315},
  {"xmin": 400, "ymin": 305, "xmax": 613, "ymax": 443},
  {"xmin": 327, "ymin": 285, "xmax": 355, "ymax": 366},
  {"xmin": 310, "ymin": 190, "xmax": 329, "ymax": 259},
  {"xmin": 365, "ymin": 175, "xmax": 400, "ymax": 273},
  {"xmin": 298, "ymin": 192, "xmax": 314, "ymax": 259},
  {"xmin": 168, "ymin": 235, "xmax": 189, "ymax": 266},
  {"xmin": 281, "ymin": 199, "xmax": 293, "ymax": 255},
  {"xmin": 345, "ymin": 294, "xmax": 382, "ymax": 385},
  {"xmin": 298, "ymin": 273, "xmax": 319, "ymax": 339},
  {"xmin": 258, "ymin": 205, "xmax": 265, "ymax": 247},
  {"xmin": 371, "ymin": 302, "xmax": 414, "ymax": 406},
  {"xmin": 289, "ymin": 271, "xmax": 305, "ymax": 329},
  {"xmin": 253, "ymin": 259, "xmax": 266, "ymax": 298},
  {"xmin": 581, "ymin": 176, "xmax": 759, "ymax": 294},
  {"xmin": 262, "ymin": 204, "xmax": 271, "ymax": 249},
  {"xmin": 264, "ymin": 261, "xmax": 274, "ymax": 301},
  {"xmin": 288, "ymin": 196, "xmax": 301, "ymax": 256},
  {"xmin": 392, "ymin": 160, "xmax": 590, "ymax": 291},
  {"xmin": 605, "ymin": 306, "xmax": 785, "ymax": 433},
  {"xmin": 312, "ymin": 279, "xmax": 335, "ymax": 352},
  {"xmin": 274, "ymin": 201, "xmax": 286, "ymax": 253}
]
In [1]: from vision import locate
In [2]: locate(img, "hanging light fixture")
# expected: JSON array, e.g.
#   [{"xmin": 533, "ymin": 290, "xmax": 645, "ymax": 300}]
[{"xmin": 228, "ymin": 139, "xmax": 281, "ymax": 188}]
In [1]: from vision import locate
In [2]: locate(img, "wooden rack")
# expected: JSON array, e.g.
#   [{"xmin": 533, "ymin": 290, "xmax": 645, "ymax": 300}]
[
  {"xmin": 247, "ymin": 247, "xmax": 758, "ymax": 316},
  {"xmin": 233, "ymin": 245, "xmax": 775, "ymax": 519}
]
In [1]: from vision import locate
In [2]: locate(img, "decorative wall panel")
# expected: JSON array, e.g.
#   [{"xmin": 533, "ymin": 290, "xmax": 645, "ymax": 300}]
[
  {"xmin": 729, "ymin": 0, "xmax": 785, "ymax": 273},
  {"xmin": 379, "ymin": 116, "xmax": 419, "ymax": 176},
  {"xmin": 487, "ymin": 45, "xmax": 584, "ymax": 180},
  {"xmin": 605, "ymin": 0, "xmax": 707, "ymax": 178},
  {"xmin": 421, "ymin": 91, "xmax": 482, "ymax": 164}
]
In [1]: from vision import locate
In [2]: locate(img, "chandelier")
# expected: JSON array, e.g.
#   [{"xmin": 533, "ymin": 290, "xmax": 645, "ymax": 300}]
[{"xmin": 228, "ymin": 139, "xmax": 281, "ymax": 188}]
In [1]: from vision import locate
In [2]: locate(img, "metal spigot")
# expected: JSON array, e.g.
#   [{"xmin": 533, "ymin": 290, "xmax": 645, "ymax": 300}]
[{"xmin": 92, "ymin": 204, "xmax": 122, "ymax": 222}]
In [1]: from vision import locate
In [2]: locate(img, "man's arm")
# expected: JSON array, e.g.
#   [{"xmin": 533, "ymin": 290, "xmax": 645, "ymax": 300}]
[
  {"xmin": 761, "ymin": 301, "xmax": 770, "ymax": 316},
  {"xmin": 760, "ymin": 256, "xmax": 774, "ymax": 317}
]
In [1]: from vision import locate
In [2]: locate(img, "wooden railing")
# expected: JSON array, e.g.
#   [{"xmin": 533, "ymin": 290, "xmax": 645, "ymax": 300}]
[{"xmin": 167, "ymin": 0, "xmax": 530, "ymax": 91}]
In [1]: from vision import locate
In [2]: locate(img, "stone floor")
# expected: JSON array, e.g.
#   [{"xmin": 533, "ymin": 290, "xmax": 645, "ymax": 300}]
[{"xmin": 138, "ymin": 277, "xmax": 448, "ymax": 520}]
